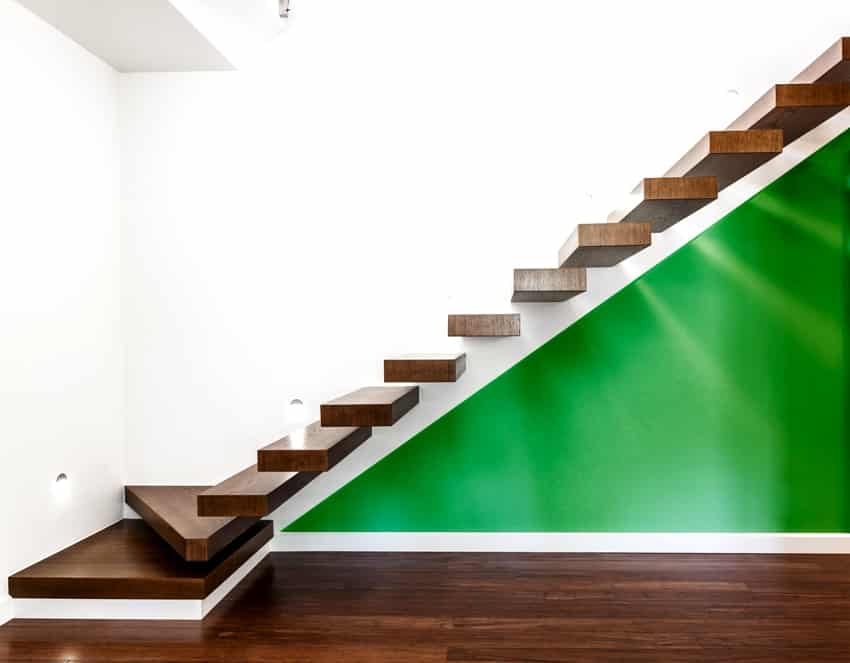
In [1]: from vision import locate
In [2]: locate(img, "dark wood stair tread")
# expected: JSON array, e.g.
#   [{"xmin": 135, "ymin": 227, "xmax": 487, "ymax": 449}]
[
  {"xmin": 793, "ymin": 37, "xmax": 850, "ymax": 84},
  {"xmin": 125, "ymin": 485, "xmax": 257, "ymax": 562},
  {"xmin": 559, "ymin": 223, "xmax": 651, "ymax": 268},
  {"xmin": 258, "ymin": 422, "xmax": 372, "ymax": 472},
  {"xmin": 447, "ymin": 314, "xmax": 520, "ymax": 337},
  {"xmin": 198, "ymin": 464, "xmax": 319, "ymax": 517},
  {"xmin": 727, "ymin": 83, "xmax": 850, "ymax": 145},
  {"xmin": 618, "ymin": 177, "xmax": 718, "ymax": 232},
  {"xmin": 320, "ymin": 385, "xmax": 420, "ymax": 427},
  {"xmin": 8, "ymin": 519, "xmax": 272, "ymax": 600},
  {"xmin": 664, "ymin": 130, "xmax": 783, "ymax": 190},
  {"xmin": 511, "ymin": 268, "xmax": 587, "ymax": 302},
  {"xmin": 384, "ymin": 353, "xmax": 467, "ymax": 382}
]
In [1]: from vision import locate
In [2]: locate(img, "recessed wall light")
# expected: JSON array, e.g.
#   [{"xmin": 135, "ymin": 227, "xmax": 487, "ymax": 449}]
[
  {"xmin": 52, "ymin": 472, "xmax": 70, "ymax": 502},
  {"xmin": 287, "ymin": 398, "xmax": 308, "ymax": 425}
]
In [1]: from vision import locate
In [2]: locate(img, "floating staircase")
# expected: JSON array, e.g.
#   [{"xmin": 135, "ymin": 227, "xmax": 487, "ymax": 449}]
[
  {"xmin": 558, "ymin": 223, "xmax": 652, "ymax": 268},
  {"xmin": 664, "ymin": 130, "xmax": 783, "ymax": 190},
  {"xmin": 727, "ymin": 83, "xmax": 850, "ymax": 144},
  {"xmin": 257, "ymin": 423, "xmax": 372, "ymax": 472},
  {"xmin": 320, "ymin": 385, "xmax": 420, "ymax": 427},
  {"xmin": 448, "ymin": 313, "xmax": 521, "ymax": 336},
  {"xmin": 618, "ymin": 176, "xmax": 719, "ymax": 232},
  {"xmin": 9, "ymin": 36, "xmax": 850, "ymax": 614},
  {"xmin": 197, "ymin": 465, "xmax": 318, "ymax": 518},
  {"xmin": 512, "ymin": 268, "xmax": 587, "ymax": 303},
  {"xmin": 125, "ymin": 486, "xmax": 257, "ymax": 561},
  {"xmin": 384, "ymin": 353, "xmax": 467, "ymax": 382}
]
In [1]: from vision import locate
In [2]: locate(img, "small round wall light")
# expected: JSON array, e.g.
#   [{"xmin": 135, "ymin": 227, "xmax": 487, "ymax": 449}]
[
  {"xmin": 52, "ymin": 472, "xmax": 71, "ymax": 502},
  {"xmin": 287, "ymin": 398, "xmax": 308, "ymax": 426}
]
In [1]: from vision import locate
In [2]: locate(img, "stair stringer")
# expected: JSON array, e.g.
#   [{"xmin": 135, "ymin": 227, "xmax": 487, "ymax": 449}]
[{"xmin": 265, "ymin": 107, "xmax": 850, "ymax": 536}]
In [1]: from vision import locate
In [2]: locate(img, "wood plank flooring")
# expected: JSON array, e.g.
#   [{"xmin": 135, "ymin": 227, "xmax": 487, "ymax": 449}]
[{"xmin": 4, "ymin": 552, "xmax": 850, "ymax": 661}]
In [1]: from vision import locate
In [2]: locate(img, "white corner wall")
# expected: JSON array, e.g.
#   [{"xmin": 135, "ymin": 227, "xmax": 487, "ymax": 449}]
[{"xmin": 0, "ymin": 0, "xmax": 124, "ymax": 617}]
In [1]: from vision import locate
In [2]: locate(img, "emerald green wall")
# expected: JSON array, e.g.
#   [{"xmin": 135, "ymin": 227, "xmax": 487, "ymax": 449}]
[{"xmin": 290, "ymin": 130, "xmax": 850, "ymax": 533}]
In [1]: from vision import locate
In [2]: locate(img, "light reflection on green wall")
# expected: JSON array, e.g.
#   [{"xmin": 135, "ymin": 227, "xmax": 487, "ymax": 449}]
[{"xmin": 289, "ymin": 129, "xmax": 850, "ymax": 533}]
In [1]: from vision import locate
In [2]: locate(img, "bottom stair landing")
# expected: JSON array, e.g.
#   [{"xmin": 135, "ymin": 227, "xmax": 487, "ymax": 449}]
[{"xmin": 7, "ymin": 519, "xmax": 272, "ymax": 620}]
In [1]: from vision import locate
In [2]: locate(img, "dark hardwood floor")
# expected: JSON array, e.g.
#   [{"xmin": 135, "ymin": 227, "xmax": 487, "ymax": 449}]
[{"xmin": 4, "ymin": 551, "xmax": 850, "ymax": 661}]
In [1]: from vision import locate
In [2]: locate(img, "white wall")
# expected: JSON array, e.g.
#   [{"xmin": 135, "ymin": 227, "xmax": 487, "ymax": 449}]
[
  {"xmin": 119, "ymin": 0, "xmax": 850, "ymax": 509},
  {"xmin": 0, "ymin": 0, "xmax": 124, "ymax": 614}
]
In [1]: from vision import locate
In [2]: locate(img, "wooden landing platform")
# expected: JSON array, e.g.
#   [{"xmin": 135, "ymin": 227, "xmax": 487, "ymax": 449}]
[{"xmin": 8, "ymin": 519, "xmax": 272, "ymax": 600}]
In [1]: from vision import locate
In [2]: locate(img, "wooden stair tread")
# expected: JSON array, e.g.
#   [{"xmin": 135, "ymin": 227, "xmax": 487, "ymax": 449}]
[
  {"xmin": 258, "ymin": 422, "xmax": 372, "ymax": 472},
  {"xmin": 8, "ymin": 519, "xmax": 272, "ymax": 600},
  {"xmin": 727, "ymin": 83, "xmax": 850, "ymax": 145},
  {"xmin": 512, "ymin": 268, "xmax": 587, "ymax": 302},
  {"xmin": 664, "ymin": 130, "xmax": 783, "ymax": 190},
  {"xmin": 559, "ymin": 223, "xmax": 651, "ymax": 268},
  {"xmin": 198, "ymin": 464, "xmax": 319, "ymax": 517},
  {"xmin": 384, "ymin": 353, "xmax": 467, "ymax": 382},
  {"xmin": 125, "ymin": 485, "xmax": 257, "ymax": 562},
  {"xmin": 793, "ymin": 37, "xmax": 850, "ymax": 84},
  {"xmin": 320, "ymin": 385, "xmax": 420, "ymax": 427},
  {"xmin": 448, "ymin": 314, "xmax": 520, "ymax": 337},
  {"xmin": 618, "ymin": 177, "xmax": 718, "ymax": 233}
]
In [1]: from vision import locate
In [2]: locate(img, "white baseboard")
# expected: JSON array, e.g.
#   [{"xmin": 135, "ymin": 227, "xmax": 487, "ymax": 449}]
[
  {"xmin": 275, "ymin": 532, "xmax": 850, "ymax": 554},
  {"xmin": 13, "ymin": 596, "xmax": 206, "ymax": 620},
  {"xmin": 12, "ymin": 543, "xmax": 270, "ymax": 621},
  {"xmin": 200, "ymin": 543, "xmax": 269, "ymax": 616},
  {"xmin": 0, "ymin": 598, "xmax": 13, "ymax": 626}
]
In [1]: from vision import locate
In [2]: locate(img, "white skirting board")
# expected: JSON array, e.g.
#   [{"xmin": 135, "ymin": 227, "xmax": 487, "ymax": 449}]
[
  {"xmin": 0, "ymin": 599, "xmax": 12, "ymax": 627},
  {"xmin": 10, "ymin": 543, "xmax": 270, "ymax": 621},
  {"xmin": 275, "ymin": 532, "xmax": 850, "ymax": 554}
]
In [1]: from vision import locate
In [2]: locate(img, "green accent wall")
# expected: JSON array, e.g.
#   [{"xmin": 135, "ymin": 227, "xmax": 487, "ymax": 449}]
[{"xmin": 290, "ymin": 130, "xmax": 850, "ymax": 533}]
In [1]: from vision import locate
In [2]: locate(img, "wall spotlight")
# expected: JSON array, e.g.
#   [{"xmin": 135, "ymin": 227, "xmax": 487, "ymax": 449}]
[
  {"xmin": 287, "ymin": 398, "xmax": 308, "ymax": 425},
  {"xmin": 52, "ymin": 472, "xmax": 70, "ymax": 501}
]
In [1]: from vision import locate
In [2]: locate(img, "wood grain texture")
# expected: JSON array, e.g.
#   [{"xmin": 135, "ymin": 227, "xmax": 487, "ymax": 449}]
[
  {"xmin": 727, "ymin": 83, "xmax": 850, "ymax": 144},
  {"xmin": 559, "ymin": 223, "xmax": 651, "ymax": 268},
  {"xmin": 197, "ymin": 465, "xmax": 318, "ymax": 517},
  {"xmin": 664, "ymin": 130, "xmax": 783, "ymax": 190},
  {"xmin": 384, "ymin": 354, "xmax": 467, "ymax": 382},
  {"xmin": 125, "ymin": 486, "xmax": 257, "ymax": 561},
  {"xmin": 448, "ymin": 314, "xmax": 520, "ymax": 337},
  {"xmin": 6, "ymin": 551, "xmax": 850, "ymax": 660},
  {"xmin": 320, "ymin": 386, "xmax": 420, "ymax": 427},
  {"xmin": 8, "ymin": 519, "xmax": 272, "ymax": 600},
  {"xmin": 257, "ymin": 422, "xmax": 373, "ymax": 472},
  {"xmin": 793, "ymin": 37, "xmax": 850, "ymax": 84},
  {"xmin": 619, "ymin": 177, "xmax": 718, "ymax": 232},
  {"xmin": 512, "ymin": 268, "xmax": 587, "ymax": 302}
]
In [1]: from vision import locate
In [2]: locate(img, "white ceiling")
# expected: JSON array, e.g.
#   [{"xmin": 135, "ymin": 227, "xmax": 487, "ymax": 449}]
[{"xmin": 15, "ymin": 0, "xmax": 234, "ymax": 72}]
